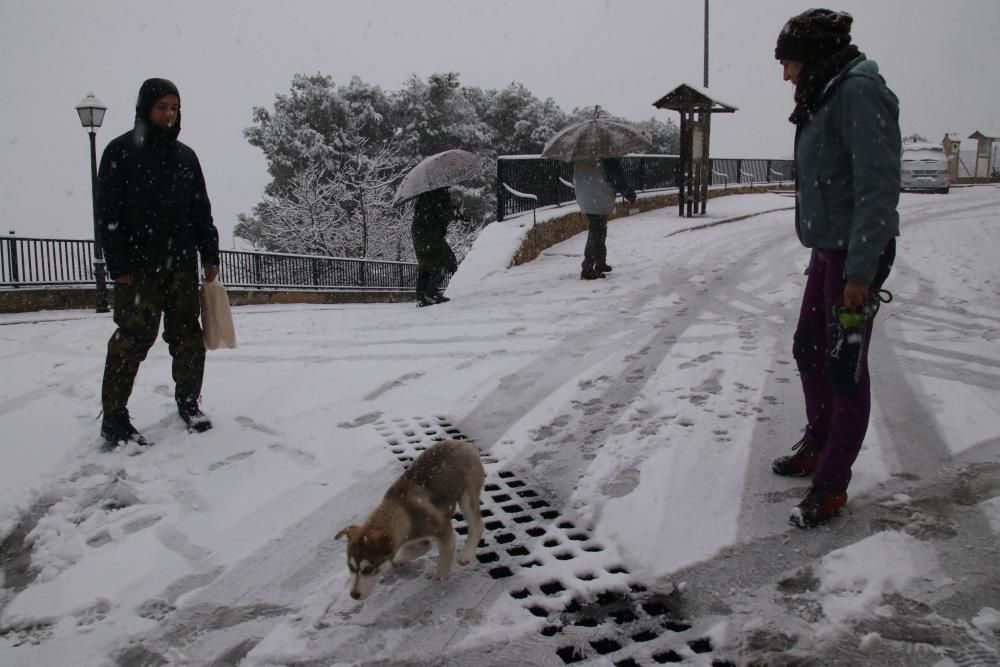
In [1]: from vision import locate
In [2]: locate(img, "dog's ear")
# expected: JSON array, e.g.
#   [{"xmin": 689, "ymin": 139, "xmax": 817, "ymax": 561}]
[{"xmin": 336, "ymin": 525, "xmax": 359, "ymax": 541}]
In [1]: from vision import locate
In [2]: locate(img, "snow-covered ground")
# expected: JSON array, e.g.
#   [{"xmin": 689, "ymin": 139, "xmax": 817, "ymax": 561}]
[{"xmin": 1, "ymin": 189, "xmax": 998, "ymax": 666}]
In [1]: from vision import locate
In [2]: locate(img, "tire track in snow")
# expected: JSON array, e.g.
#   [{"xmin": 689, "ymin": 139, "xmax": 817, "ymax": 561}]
[{"xmin": 499, "ymin": 221, "xmax": 794, "ymax": 511}]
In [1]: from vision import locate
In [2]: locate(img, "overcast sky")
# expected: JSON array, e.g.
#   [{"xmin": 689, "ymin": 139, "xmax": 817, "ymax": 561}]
[{"xmin": 2, "ymin": 0, "xmax": 998, "ymax": 245}]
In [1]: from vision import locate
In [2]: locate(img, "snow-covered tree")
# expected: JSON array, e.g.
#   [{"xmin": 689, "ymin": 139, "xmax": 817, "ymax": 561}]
[
  {"xmin": 244, "ymin": 73, "xmax": 356, "ymax": 196},
  {"xmin": 902, "ymin": 132, "xmax": 930, "ymax": 145},
  {"xmin": 636, "ymin": 116, "xmax": 680, "ymax": 154},
  {"xmin": 480, "ymin": 82, "xmax": 568, "ymax": 155},
  {"xmin": 393, "ymin": 72, "xmax": 493, "ymax": 158},
  {"xmin": 340, "ymin": 137, "xmax": 414, "ymax": 261},
  {"xmin": 240, "ymin": 72, "xmax": 680, "ymax": 261},
  {"xmin": 243, "ymin": 163, "xmax": 356, "ymax": 257}
]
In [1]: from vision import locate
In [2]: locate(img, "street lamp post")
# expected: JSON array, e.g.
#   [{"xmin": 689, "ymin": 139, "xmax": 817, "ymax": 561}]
[{"xmin": 75, "ymin": 92, "xmax": 110, "ymax": 313}]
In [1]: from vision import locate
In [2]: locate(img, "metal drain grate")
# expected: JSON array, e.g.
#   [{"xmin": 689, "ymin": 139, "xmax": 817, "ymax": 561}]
[{"xmin": 372, "ymin": 416, "xmax": 735, "ymax": 666}]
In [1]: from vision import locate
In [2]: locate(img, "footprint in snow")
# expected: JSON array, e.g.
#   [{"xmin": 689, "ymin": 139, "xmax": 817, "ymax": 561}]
[
  {"xmin": 337, "ymin": 411, "xmax": 384, "ymax": 427},
  {"xmin": 235, "ymin": 415, "xmax": 279, "ymax": 435},
  {"xmin": 268, "ymin": 442, "xmax": 317, "ymax": 466},
  {"xmin": 207, "ymin": 450, "xmax": 255, "ymax": 471}
]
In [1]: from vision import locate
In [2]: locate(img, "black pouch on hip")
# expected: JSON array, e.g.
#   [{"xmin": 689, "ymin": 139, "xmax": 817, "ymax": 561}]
[{"xmin": 828, "ymin": 304, "xmax": 871, "ymax": 391}]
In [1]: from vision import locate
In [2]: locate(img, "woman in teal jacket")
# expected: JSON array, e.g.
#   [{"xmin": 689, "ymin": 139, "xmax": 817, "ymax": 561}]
[{"xmin": 771, "ymin": 9, "xmax": 901, "ymax": 528}]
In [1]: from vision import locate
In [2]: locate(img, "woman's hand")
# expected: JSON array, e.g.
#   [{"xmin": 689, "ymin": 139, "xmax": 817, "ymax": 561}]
[{"xmin": 842, "ymin": 280, "xmax": 869, "ymax": 309}]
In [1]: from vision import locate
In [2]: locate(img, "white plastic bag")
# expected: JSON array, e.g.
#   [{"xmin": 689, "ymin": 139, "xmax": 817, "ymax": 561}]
[{"xmin": 201, "ymin": 280, "xmax": 237, "ymax": 350}]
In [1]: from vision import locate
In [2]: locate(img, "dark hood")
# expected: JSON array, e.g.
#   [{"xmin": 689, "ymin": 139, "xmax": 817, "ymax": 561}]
[{"xmin": 134, "ymin": 77, "xmax": 181, "ymax": 143}]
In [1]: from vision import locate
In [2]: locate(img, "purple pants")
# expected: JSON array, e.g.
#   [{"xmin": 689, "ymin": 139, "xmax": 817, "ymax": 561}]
[{"xmin": 794, "ymin": 249, "xmax": 876, "ymax": 493}]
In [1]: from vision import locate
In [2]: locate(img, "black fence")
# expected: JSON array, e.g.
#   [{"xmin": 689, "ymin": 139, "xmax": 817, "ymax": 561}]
[
  {"xmin": 496, "ymin": 155, "xmax": 796, "ymax": 220},
  {"xmin": 0, "ymin": 236, "xmax": 97, "ymax": 287},
  {"xmin": 219, "ymin": 249, "xmax": 417, "ymax": 290},
  {"xmin": 0, "ymin": 236, "xmax": 418, "ymax": 290}
]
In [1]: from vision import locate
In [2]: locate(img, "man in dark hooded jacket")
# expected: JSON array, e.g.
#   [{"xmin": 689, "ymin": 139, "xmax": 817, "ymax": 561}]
[
  {"xmin": 97, "ymin": 78, "xmax": 220, "ymax": 448},
  {"xmin": 770, "ymin": 10, "xmax": 900, "ymax": 528}
]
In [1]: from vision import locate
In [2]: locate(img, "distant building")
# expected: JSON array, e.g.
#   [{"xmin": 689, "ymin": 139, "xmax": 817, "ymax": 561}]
[
  {"xmin": 968, "ymin": 131, "xmax": 999, "ymax": 180},
  {"xmin": 942, "ymin": 133, "xmax": 962, "ymax": 182}
]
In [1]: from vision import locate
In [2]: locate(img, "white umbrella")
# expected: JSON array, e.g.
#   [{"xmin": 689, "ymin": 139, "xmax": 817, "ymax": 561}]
[
  {"xmin": 541, "ymin": 107, "xmax": 652, "ymax": 162},
  {"xmin": 393, "ymin": 149, "xmax": 481, "ymax": 206}
]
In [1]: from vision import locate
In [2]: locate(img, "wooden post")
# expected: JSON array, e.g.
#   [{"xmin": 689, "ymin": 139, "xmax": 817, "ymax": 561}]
[
  {"xmin": 678, "ymin": 113, "xmax": 687, "ymax": 217},
  {"xmin": 700, "ymin": 110, "xmax": 711, "ymax": 214}
]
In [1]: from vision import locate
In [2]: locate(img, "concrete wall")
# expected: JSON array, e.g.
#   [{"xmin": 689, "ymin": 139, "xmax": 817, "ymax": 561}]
[
  {"xmin": 511, "ymin": 184, "xmax": 786, "ymax": 267},
  {"xmin": 0, "ymin": 286, "xmax": 414, "ymax": 314}
]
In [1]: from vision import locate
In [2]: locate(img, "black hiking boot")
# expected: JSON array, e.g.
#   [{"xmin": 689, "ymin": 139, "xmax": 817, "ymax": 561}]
[
  {"xmin": 178, "ymin": 401, "xmax": 213, "ymax": 433},
  {"xmin": 771, "ymin": 437, "xmax": 820, "ymax": 477},
  {"xmin": 789, "ymin": 485, "xmax": 847, "ymax": 529},
  {"xmin": 430, "ymin": 293, "xmax": 450, "ymax": 304},
  {"xmin": 580, "ymin": 267, "xmax": 606, "ymax": 280},
  {"xmin": 100, "ymin": 411, "xmax": 149, "ymax": 449},
  {"xmin": 596, "ymin": 263, "xmax": 613, "ymax": 273}
]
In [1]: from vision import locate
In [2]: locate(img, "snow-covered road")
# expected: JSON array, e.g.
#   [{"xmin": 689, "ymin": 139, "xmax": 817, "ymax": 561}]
[{"xmin": 1, "ymin": 189, "xmax": 998, "ymax": 666}]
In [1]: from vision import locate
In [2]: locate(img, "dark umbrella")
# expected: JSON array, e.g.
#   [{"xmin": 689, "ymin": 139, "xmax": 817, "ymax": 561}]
[{"xmin": 542, "ymin": 106, "xmax": 652, "ymax": 162}]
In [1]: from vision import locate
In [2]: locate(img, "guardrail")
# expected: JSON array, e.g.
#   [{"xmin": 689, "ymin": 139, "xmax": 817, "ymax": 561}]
[
  {"xmin": 0, "ymin": 236, "xmax": 96, "ymax": 287},
  {"xmin": 1, "ymin": 236, "xmax": 418, "ymax": 290},
  {"xmin": 501, "ymin": 182, "xmax": 539, "ymax": 226},
  {"xmin": 496, "ymin": 155, "xmax": 795, "ymax": 220}
]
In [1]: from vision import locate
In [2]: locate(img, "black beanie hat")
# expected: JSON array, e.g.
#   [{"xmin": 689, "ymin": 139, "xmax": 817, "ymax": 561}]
[
  {"xmin": 135, "ymin": 78, "xmax": 180, "ymax": 123},
  {"xmin": 774, "ymin": 9, "xmax": 853, "ymax": 62}
]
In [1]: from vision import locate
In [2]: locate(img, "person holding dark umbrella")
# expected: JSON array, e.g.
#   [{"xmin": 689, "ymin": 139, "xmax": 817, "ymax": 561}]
[
  {"xmin": 573, "ymin": 158, "xmax": 636, "ymax": 280},
  {"xmin": 541, "ymin": 107, "xmax": 646, "ymax": 280}
]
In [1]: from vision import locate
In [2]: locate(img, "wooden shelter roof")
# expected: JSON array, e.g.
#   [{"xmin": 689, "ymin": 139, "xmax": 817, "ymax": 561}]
[
  {"xmin": 969, "ymin": 130, "xmax": 1000, "ymax": 141},
  {"xmin": 652, "ymin": 83, "xmax": 738, "ymax": 113}
]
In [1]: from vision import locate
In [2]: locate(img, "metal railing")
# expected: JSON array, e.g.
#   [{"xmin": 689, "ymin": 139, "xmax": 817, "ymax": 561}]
[
  {"xmin": 1, "ymin": 236, "xmax": 418, "ymax": 290},
  {"xmin": 496, "ymin": 155, "xmax": 795, "ymax": 220},
  {"xmin": 219, "ymin": 249, "xmax": 417, "ymax": 290},
  {"xmin": 0, "ymin": 236, "xmax": 97, "ymax": 286}
]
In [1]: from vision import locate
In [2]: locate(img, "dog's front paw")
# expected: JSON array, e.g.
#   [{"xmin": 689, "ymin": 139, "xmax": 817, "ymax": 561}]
[{"xmin": 427, "ymin": 569, "xmax": 451, "ymax": 582}]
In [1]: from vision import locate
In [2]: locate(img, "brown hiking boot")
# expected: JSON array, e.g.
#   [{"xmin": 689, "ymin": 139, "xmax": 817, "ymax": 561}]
[
  {"xmin": 771, "ymin": 437, "xmax": 819, "ymax": 477},
  {"xmin": 789, "ymin": 485, "xmax": 847, "ymax": 528}
]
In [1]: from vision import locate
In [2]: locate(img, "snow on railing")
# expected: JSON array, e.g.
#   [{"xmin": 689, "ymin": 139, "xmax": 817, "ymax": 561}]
[
  {"xmin": 502, "ymin": 182, "xmax": 538, "ymax": 225},
  {"xmin": 712, "ymin": 169, "xmax": 729, "ymax": 189}
]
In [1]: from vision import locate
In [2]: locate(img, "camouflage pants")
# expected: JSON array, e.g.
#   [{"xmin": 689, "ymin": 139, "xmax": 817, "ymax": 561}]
[{"xmin": 101, "ymin": 269, "xmax": 205, "ymax": 417}]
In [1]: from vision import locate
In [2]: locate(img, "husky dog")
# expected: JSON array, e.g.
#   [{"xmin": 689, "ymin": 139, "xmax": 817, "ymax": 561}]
[{"xmin": 336, "ymin": 439, "xmax": 486, "ymax": 600}]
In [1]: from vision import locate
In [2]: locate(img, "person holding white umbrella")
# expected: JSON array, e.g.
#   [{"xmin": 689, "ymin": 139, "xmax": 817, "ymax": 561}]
[
  {"xmin": 411, "ymin": 187, "xmax": 466, "ymax": 306},
  {"xmin": 394, "ymin": 149, "xmax": 479, "ymax": 306}
]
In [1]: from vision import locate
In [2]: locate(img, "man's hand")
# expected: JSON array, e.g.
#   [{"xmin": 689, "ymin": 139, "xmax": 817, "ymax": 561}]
[
  {"xmin": 115, "ymin": 274, "xmax": 133, "ymax": 285},
  {"xmin": 842, "ymin": 280, "xmax": 870, "ymax": 309},
  {"xmin": 203, "ymin": 265, "xmax": 219, "ymax": 283}
]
